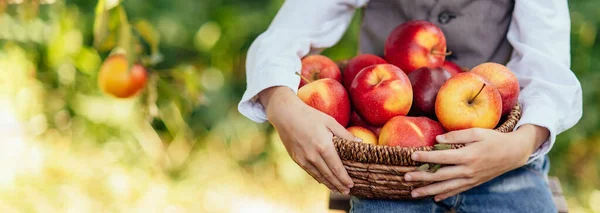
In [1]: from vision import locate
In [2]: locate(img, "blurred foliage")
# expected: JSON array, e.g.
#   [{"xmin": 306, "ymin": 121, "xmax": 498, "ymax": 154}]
[{"xmin": 0, "ymin": 0, "xmax": 598, "ymax": 212}]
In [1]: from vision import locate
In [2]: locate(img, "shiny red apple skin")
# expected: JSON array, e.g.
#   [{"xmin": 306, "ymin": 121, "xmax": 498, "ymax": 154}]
[
  {"xmin": 349, "ymin": 111, "xmax": 383, "ymax": 136},
  {"xmin": 349, "ymin": 111, "xmax": 369, "ymax": 127},
  {"xmin": 435, "ymin": 72, "xmax": 503, "ymax": 131},
  {"xmin": 347, "ymin": 126, "xmax": 378, "ymax": 145},
  {"xmin": 384, "ymin": 20, "xmax": 447, "ymax": 75},
  {"xmin": 349, "ymin": 64, "xmax": 413, "ymax": 126},
  {"xmin": 470, "ymin": 62, "xmax": 520, "ymax": 116},
  {"xmin": 298, "ymin": 78, "xmax": 351, "ymax": 126},
  {"xmin": 379, "ymin": 116, "xmax": 446, "ymax": 147},
  {"xmin": 408, "ymin": 67, "xmax": 452, "ymax": 118},
  {"xmin": 442, "ymin": 60, "xmax": 463, "ymax": 76},
  {"xmin": 342, "ymin": 54, "xmax": 387, "ymax": 90},
  {"xmin": 298, "ymin": 55, "xmax": 342, "ymax": 88}
]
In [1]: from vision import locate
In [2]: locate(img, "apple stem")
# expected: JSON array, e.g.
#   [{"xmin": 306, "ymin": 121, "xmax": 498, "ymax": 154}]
[
  {"xmin": 469, "ymin": 83, "xmax": 486, "ymax": 105},
  {"xmin": 431, "ymin": 50, "xmax": 453, "ymax": 56},
  {"xmin": 295, "ymin": 72, "xmax": 312, "ymax": 84}
]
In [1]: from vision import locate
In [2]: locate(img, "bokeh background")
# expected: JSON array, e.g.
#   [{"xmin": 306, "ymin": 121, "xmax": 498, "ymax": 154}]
[{"xmin": 0, "ymin": 0, "xmax": 598, "ymax": 212}]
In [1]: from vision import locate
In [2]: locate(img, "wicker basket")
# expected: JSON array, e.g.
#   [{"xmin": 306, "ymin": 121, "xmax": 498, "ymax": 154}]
[{"xmin": 333, "ymin": 60, "xmax": 523, "ymax": 200}]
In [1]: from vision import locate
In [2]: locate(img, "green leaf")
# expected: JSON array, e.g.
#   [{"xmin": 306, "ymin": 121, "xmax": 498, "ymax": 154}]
[
  {"xmin": 434, "ymin": 144, "xmax": 452, "ymax": 150},
  {"xmin": 417, "ymin": 164, "xmax": 429, "ymax": 171},
  {"xmin": 93, "ymin": 0, "xmax": 108, "ymax": 49},
  {"xmin": 74, "ymin": 47, "xmax": 101, "ymax": 76},
  {"xmin": 93, "ymin": 0, "xmax": 123, "ymax": 52},
  {"xmin": 134, "ymin": 20, "xmax": 161, "ymax": 55},
  {"xmin": 158, "ymin": 101, "xmax": 187, "ymax": 137},
  {"xmin": 144, "ymin": 72, "xmax": 160, "ymax": 119},
  {"xmin": 104, "ymin": 0, "xmax": 123, "ymax": 10},
  {"xmin": 140, "ymin": 52, "xmax": 164, "ymax": 67},
  {"xmin": 115, "ymin": 5, "xmax": 136, "ymax": 69},
  {"xmin": 417, "ymin": 163, "xmax": 442, "ymax": 173},
  {"xmin": 429, "ymin": 164, "xmax": 442, "ymax": 173},
  {"xmin": 419, "ymin": 145, "xmax": 451, "ymax": 173}
]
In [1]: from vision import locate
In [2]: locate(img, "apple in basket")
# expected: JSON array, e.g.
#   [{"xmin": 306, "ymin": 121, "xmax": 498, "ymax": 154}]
[
  {"xmin": 384, "ymin": 20, "xmax": 448, "ymax": 74},
  {"xmin": 297, "ymin": 76, "xmax": 351, "ymax": 126},
  {"xmin": 298, "ymin": 55, "xmax": 342, "ymax": 88},
  {"xmin": 342, "ymin": 54, "xmax": 387, "ymax": 90},
  {"xmin": 435, "ymin": 72, "xmax": 502, "ymax": 131},
  {"xmin": 471, "ymin": 62, "xmax": 520, "ymax": 116},
  {"xmin": 349, "ymin": 64, "xmax": 413, "ymax": 126},
  {"xmin": 441, "ymin": 60, "xmax": 464, "ymax": 76},
  {"xmin": 408, "ymin": 66, "xmax": 453, "ymax": 119},
  {"xmin": 349, "ymin": 111, "xmax": 383, "ymax": 136},
  {"xmin": 379, "ymin": 116, "xmax": 446, "ymax": 147},
  {"xmin": 347, "ymin": 126, "xmax": 378, "ymax": 145}
]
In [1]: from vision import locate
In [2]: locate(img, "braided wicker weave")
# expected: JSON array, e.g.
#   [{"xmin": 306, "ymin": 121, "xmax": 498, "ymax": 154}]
[{"xmin": 333, "ymin": 104, "xmax": 522, "ymax": 199}]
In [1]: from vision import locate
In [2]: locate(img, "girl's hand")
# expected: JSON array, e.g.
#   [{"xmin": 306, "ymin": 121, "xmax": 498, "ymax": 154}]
[
  {"xmin": 259, "ymin": 86, "xmax": 358, "ymax": 194},
  {"xmin": 404, "ymin": 124, "xmax": 549, "ymax": 201}
]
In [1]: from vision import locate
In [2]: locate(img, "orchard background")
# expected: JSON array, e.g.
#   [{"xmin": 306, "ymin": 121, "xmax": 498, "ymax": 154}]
[{"xmin": 0, "ymin": 0, "xmax": 599, "ymax": 212}]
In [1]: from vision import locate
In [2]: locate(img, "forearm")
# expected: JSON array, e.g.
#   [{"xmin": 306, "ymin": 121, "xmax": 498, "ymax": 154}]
[
  {"xmin": 258, "ymin": 86, "xmax": 296, "ymax": 113},
  {"xmin": 511, "ymin": 124, "xmax": 550, "ymax": 165}
]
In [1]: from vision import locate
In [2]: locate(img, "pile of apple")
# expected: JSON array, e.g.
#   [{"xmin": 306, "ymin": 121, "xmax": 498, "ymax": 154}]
[{"xmin": 297, "ymin": 20, "xmax": 519, "ymax": 147}]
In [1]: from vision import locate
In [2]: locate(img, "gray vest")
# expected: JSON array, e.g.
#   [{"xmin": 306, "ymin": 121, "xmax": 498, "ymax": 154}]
[{"xmin": 359, "ymin": 0, "xmax": 515, "ymax": 69}]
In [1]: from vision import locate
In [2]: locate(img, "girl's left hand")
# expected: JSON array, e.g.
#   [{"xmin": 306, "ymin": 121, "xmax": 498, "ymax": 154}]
[{"xmin": 404, "ymin": 124, "xmax": 548, "ymax": 201}]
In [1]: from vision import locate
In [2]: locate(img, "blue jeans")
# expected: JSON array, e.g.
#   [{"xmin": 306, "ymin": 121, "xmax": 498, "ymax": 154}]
[{"xmin": 350, "ymin": 155, "xmax": 556, "ymax": 213}]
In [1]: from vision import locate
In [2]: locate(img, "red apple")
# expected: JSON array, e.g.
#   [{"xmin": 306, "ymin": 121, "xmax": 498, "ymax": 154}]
[
  {"xmin": 349, "ymin": 111, "xmax": 383, "ymax": 136},
  {"xmin": 379, "ymin": 116, "xmax": 446, "ymax": 147},
  {"xmin": 442, "ymin": 61, "xmax": 463, "ymax": 76},
  {"xmin": 384, "ymin": 20, "xmax": 447, "ymax": 75},
  {"xmin": 471, "ymin": 62, "xmax": 520, "ymax": 116},
  {"xmin": 342, "ymin": 54, "xmax": 387, "ymax": 90},
  {"xmin": 298, "ymin": 78, "xmax": 350, "ymax": 126},
  {"xmin": 435, "ymin": 72, "xmax": 502, "ymax": 131},
  {"xmin": 347, "ymin": 126, "xmax": 378, "ymax": 145},
  {"xmin": 371, "ymin": 127, "xmax": 382, "ymax": 137},
  {"xmin": 349, "ymin": 64, "xmax": 412, "ymax": 126},
  {"xmin": 350, "ymin": 111, "xmax": 366, "ymax": 126},
  {"xmin": 298, "ymin": 55, "xmax": 341, "ymax": 88},
  {"xmin": 408, "ymin": 67, "xmax": 452, "ymax": 118}
]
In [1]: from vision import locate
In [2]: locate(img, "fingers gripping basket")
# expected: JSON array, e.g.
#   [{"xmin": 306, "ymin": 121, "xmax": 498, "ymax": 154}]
[{"xmin": 333, "ymin": 60, "xmax": 523, "ymax": 200}]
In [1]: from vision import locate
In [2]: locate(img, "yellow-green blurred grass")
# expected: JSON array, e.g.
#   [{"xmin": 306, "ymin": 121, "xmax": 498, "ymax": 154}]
[
  {"xmin": 0, "ymin": 132, "xmax": 329, "ymax": 212},
  {"xmin": 0, "ymin": 109, "xmax": 330, "ymax": 212}
]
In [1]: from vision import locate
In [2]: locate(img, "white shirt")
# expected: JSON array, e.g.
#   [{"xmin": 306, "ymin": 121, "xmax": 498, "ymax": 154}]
[{"xmin": 238, "ymin": 0, "xmax": 582, "ymax": 163}]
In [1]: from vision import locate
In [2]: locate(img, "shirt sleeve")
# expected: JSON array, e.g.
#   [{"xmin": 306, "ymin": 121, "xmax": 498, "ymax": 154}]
[
  {"xmin": 506, "ymin": 0, "xmax": 583, "ymax": 163},
  {"xmin": 238, "ymin": 0, "xmax": 368, "ymax": 123}
]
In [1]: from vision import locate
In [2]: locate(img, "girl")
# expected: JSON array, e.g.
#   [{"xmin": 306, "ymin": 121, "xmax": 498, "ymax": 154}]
[{"xmin": 239, "ymin": 0, "xmax": 582, "ymax": 212}]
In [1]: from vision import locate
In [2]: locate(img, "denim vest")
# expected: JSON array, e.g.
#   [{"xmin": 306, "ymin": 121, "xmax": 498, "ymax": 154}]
[{"xmin": 359, "ymin": 0, "xmax": 515, "ymax": 68}]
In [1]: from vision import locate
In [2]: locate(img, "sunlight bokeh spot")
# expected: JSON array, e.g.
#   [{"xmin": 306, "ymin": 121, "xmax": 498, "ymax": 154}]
[
  {"xmin": 201, "ymin": 67, "xmax": 224, "ymax": 91},
  {"xmin": 195, "ymin": 21, "xmax": 221, "ymax": 51}
]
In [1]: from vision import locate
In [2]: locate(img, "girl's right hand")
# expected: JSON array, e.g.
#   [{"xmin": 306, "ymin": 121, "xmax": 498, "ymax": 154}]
[{"xmin": 259, "ymin": 86, "xmax": 359, "ymax": 194}]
